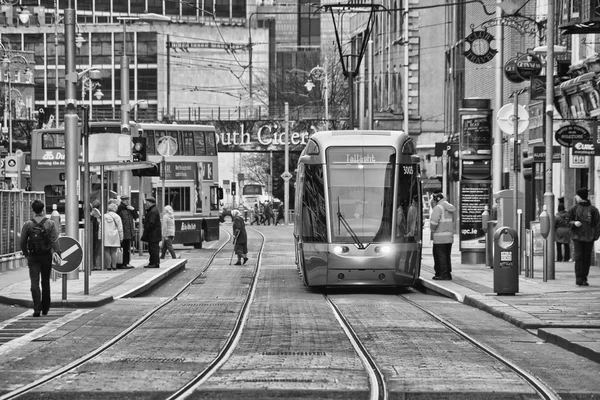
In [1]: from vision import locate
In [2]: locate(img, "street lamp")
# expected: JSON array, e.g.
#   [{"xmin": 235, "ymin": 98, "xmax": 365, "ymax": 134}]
[
  {"xmin": 81, "ymin": 75, "xmax": 103, "ymax": 119},
  {"xmin": 0, "ymin": 48, "xmax": 31, "ymax": 155}
]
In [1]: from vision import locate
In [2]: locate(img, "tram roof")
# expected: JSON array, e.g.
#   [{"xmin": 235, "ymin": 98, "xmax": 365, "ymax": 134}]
[{"xmin": 309, "ymin": 130, "xmax": 408, "ymax": 147}]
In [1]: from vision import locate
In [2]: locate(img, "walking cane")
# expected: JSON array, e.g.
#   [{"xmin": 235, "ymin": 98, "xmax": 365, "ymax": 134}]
[{"xmin": 229, "ymin": 231, "xmax": 240, "ymax": 265}]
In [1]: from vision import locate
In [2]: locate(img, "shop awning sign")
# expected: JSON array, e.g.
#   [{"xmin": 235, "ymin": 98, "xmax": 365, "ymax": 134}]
[{"xmin": 555, "ymin": 124, "xmax": 590, "ymax": 147}]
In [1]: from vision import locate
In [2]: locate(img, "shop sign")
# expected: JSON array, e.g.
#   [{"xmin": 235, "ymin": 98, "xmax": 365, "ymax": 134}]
[
  {"xmin": 532, "ymin": 145, "xmax": 561, "ymax": 163},
  {"xmin": 530, "ymin": 76, "xmax": 546, "ymax": 100},
  {"xmin": 555, "ymin": 124, "xmax": 590, "ymax": 147},
  {"xmin": 515, "ymin": 53, "xmax": 543, "ymax": 79},
  {"xmin": 569, "ymin": 152, "xmax": 589, "ymax": 169},
  {"xmin": 572, "ymin": 140, "xmax": 595, "ymax": 155},
  {"xmin": 504, "ymin": 57, "xmax": 525, "ymax": 83},
  {"xmin": 463, "ymin": 30, "xmax": 497, "ymax": 64}
]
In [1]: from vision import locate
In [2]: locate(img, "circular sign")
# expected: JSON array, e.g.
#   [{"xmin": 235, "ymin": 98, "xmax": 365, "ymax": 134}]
[
  {"xmin": 53, "ymin": 236, "xmax": 83, "ymax": 273},
  {"xmin": 157, "ymin": 136, "xmax": 178, "ymax": 157},
  {"xmin": 463, "ymin": 30, "xmax": 498, "ymax": 64},
  {"xmin": 496, "ymin": 104, "xmax": 530, "ymax": 134},
  {"xmin": 6, "ymin": 158, "xmax": 16, "ymax": 168},
  {"xmin": 15, "ymin": 149, "xmax": 23, "ymax": 157},
  {"xmin": 555, "ymin": 124, "xmax": 590, "ymax": 147},
  {"xmin": 515, "ymin": 53, "xmax": 543, "ymax": 79},
  {"xmin": 504, "ymin": 57, "xmax": 526, "ymax": 83}
]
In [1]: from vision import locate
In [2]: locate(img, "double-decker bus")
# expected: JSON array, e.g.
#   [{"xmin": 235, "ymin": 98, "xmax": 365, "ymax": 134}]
[
  {"xmin": 241, "ymin": 183, "xmax": 268, "ymax": 210},
  {"xmin": 131, "ymin": 122, "xmax": 221, "ymax": 247},
  {"xmin": 30, "ymin": 122, "xmax": 222, "ymax": 248}
]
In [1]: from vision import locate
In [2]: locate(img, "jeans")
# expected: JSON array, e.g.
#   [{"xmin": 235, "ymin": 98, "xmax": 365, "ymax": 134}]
[
  {"xmin": 432, "ymin": 242, "xmax": 452, "ymax": 278},
  {"xmin": 556, "ymin": 242, "xmax": 571, "ymax": 262},
  {"xmin": 120, "ymin": 238, "xmax": 132, "ymax": 266},
  {"xmin": 28, "ymin": 254, "xmax": 52, "ymax": 313},
  {"xmin": 161, "ymin": 236, "xmax": 177, "ymax": 259},
  {"xmin": 148, "ymin": 241, "xmax": 160, "ymax": 266},
  {"xmin": 573, "ymin": 240, "xmax": 594, "ymax": 284}
]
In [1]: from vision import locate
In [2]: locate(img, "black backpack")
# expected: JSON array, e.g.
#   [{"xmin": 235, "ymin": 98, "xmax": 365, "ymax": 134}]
[{"xmin": 27, "ymin": 218, "xmax": 51, "ymax": 256}]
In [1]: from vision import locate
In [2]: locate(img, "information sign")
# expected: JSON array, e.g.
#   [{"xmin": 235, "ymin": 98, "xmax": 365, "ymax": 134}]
[
  {"xmin": 53, "ymin": 236, "xmax": 83, "ymax": 274},
  {"xmin": 459, "ymin": 182, "xmax": 491, "ymax": 250}
]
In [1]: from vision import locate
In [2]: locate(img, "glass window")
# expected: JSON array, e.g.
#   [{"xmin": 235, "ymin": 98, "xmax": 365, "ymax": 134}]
[
  {"xmin": 205, "ymin": 131, "xmax": 217, "ymax": 155},
  {"xmin": 215, "ymin": 0, "xmax": 229, "ymax": 17},
  {"xmin": 232, "ymin": 0, "xmax": 246, "ymax": 18},
  {"xmin": 113, "ymin": 0, "xmax": 128, "ymax": 12},
  {"xmin": 45, "ymin": 184, "xmax": 66, "ymax": 198},
  {"xmin": 148, "ymin": 0, "xmax": 163, "ymax": 13},
  {"xmin": 301, "ymin": 164, "xmax": 327, "ymax": 242},
  {"xmin": 130, "ymin": 0, "xmax": 146, "ymax": 13},
  {"xmin": 42, "ymin": 133, "xmax": 65, "ymax": 149},
  {"xmin": 327, "ymin": 147, "xmax": 396, "ymax": 243},
  {"xmin": 146, "ymin": 130, "xmax": 157, "ymax": 155},
  {"xmin": 182, "ymin": 131, "xmax": 195, "ymax": 155},
  {"xmin": 395, "ymin": 164, "xmax": 420, "ymax": 242},
  {"xmin": 165, "ymin": 0, "xmax": 179, "ymax": 15},
  {"xmin": 157, "ymin": 187, "xmax": 191, "ymax": 212},
  {"xmin": 137, "ymin": 33, "xmax": 158, "ymax": 64},
  {"xmin": 194, "ymin": 132, "xmax": 206, "ymax": 156},
  {"xmin": 137, "ymin": 69, "xmax": 158, "ymax": 101}
]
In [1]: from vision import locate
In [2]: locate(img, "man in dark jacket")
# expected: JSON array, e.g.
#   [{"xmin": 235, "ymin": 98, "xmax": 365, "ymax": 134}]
[
  {"xmin": 19, "ymin": 199, "xmax": 61, "ymax": 317},
  {"xmin": 141, "ymin": 197, "xmax": 162, "ymax": 268},
  {"xmin": 566, "ymin": 188, "xmax": 600, "ymax": 286},
  {"xmin": 116, "ymin": 194, "xmax": 139, "ymax": 269}
]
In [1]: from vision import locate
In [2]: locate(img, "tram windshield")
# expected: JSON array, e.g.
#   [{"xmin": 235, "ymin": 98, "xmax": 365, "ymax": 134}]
[{"xmin": 327, "ymin": 147, "xmax": 396, "ymax": 243}]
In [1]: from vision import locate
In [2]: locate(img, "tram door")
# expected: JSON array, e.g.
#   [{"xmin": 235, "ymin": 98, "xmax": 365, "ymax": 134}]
[{"xmin": 396, "ymin": 164, "xmax": 422, "ymax": 277}]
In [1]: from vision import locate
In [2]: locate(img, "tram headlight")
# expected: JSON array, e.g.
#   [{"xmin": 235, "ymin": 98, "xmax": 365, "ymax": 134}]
[
  {"xmin": 374, "ymin": 245, "xmax": 391, "ymax": 254},
  {"xmin": 333, "ymin": 245, "xmax": 349, "ymax": 254}
]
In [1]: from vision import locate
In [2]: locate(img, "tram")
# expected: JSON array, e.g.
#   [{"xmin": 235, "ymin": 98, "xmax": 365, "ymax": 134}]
[{"xmin": 293, "ymin": 130, "xmax": 423, "ymax": 287}]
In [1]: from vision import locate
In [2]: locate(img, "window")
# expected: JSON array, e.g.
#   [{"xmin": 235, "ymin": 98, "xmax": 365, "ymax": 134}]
[
  {"xmin": 182, "ymin": 131, "xmax": 195, "ymax": 155},
  {"xmin": 157, "ymin": 187, "xmax": 191, "ymax": 212},
  {"xmin": 301, "ymin": 164, "xmax": 327, "ymax": 242},
  {"xmin": 205, "ymin": 131, "xmax": 217, "ymax": 155},
  {"xmin": 42, "ymin": 133, "xmax": 65, "ymax": 149},
  {"xmin": 194, "ymin": 132, "xmax": 206, "ymax": 156}
]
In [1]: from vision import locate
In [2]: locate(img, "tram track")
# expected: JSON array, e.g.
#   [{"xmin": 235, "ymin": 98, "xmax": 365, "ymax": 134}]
[{"xmin": 0, "ymin": 227, "xmax": 267, "ymax": 400}]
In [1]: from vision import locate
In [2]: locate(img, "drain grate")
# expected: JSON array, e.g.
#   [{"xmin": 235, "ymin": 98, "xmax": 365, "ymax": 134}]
[{"xmin": 261, "ymin": 351, "xmax": 327, "ymax": 356}]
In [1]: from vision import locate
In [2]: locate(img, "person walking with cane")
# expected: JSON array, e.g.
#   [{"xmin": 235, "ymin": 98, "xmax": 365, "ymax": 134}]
[{"xmin": 231, "ymin": 209, "xmax": 248, "ymax": 265}]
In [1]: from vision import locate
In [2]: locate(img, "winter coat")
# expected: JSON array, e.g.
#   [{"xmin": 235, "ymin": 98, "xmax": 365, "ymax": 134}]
[
  {"xmin": 117, "ymin": 201, "xmax": 139, "ymax": 240},
  {"xmin": 141, "ymin": 204, "xmax": 162, "ymax": 243},
  {"xmin": 555, "ymin": 210, "xmax": 572, "ymax": 244},
  {"xmin": 406, "ymin": 202, "xmax": 419, "ymax": 239},
  {"xmin": 430, "ymin": 200, "xmax": 455, "ymax": 244},
  {"xmin": 232, "ymin": 215, "xmax": 247, "ymax": 245},
  {"xmin": 162, "ymin": 206, "xmax": 176, "ymax": 237},
  {"xmin": 103, "ymin": 211, "xmax": 123, "ymax": 247},
  {"xmin": 566, "ymin": 200, "xmax": 600, "ymax": 243}
]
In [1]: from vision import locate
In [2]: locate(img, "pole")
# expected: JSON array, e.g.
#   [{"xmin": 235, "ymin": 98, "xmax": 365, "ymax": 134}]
[
  {"xmin": 8, "ymin": 75, "xmax": 11, "ymax": 154},
  {"xmin": 64, "ymin": 4, "xmax": 78, "ymax": 240},
  {"xmin": 167, "ymin": 34, "xmax": 171, "ymax": 116},
  {"xmin": 348, "ymin": 70, "xmax": 355, "ymax": 129},
  {"xmin": 544, "ymin": 0, "xmax": 556, "ymax": 280},
  {"xmin": 284, "ymin": 102, "xmax": 289, "ymax": 225},
  {"xmin": 138, "ymin": 177, "xmax": 144, "ymax": 256},
  {"xmin": 161, "ymin": 156, "xmax": 166, "ymax": 211},
  {"xmin": 513, "ymin": 91, "xmax": 519, "ymax": 233},
  {"xmin": 367, "ymin": 41, "xmax": 372, "ymax": 130},
  {"xmin": 55, "ymin": 0, "xmax": 60, "ymax": 125},
  {"xmin": 120, "ymin": 20, "xmax": 131, "ymax": 198},
  {"xmin": 403, "ymin": 0, "xmax": 409, "ymax": 134},
  {"xmin": 493, "ymin": 0, "xmax": 504, "ymax": 194},
  {"xmin": 3, "ymin": 82, "xmax": 7, "ymax": 146},
  {"xmin": 82, "ymin": 106, "xmax": 90, "ymax": 294},
  {"xmin": 326, "ymin": 64, "xmax": 330, "ymax": 126}
]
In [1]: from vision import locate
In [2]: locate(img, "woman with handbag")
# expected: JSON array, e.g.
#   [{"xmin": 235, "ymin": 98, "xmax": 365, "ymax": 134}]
[{"xmin": 103, "ymin": 203, "xmax": 124, "ymax": 270}]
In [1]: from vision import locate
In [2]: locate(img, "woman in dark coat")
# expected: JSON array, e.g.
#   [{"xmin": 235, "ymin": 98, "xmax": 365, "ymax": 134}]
[
  {"xmin": 555, "ymin": 203, "xmax": 571, "ymax": 262},
  {"xmin": 231, "ymin": 209, "xmax": 248, "ymax": 265},
  {"xmin": 141, "ymin": 197, "xmax": 162, "ymax": 268}
]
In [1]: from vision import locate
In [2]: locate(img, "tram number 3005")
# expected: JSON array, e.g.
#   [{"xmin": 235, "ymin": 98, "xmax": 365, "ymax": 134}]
[{"xmin": 403, "ymin": 166, "xmax": 414, "ymax": 174}]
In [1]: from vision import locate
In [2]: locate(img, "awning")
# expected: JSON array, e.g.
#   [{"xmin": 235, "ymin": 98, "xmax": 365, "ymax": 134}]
[{"xmin": 558, "ymin": 72, "xmax": 596, "ymax": 91}]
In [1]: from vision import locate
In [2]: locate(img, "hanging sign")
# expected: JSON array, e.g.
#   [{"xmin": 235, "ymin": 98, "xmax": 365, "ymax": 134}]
[
  {"xmin": 463, "ymin": 31, "xmax": 497, "ymax": 64},
  {"xmin": 555, "ymin": 124, "xmax": 590, "ymax": 147},
  {"xmin": 515, "ymin": 53, "xmax": 543, "ymax": 79}
]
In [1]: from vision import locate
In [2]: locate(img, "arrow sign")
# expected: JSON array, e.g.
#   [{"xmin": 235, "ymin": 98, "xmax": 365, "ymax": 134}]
[{"xmin": 53, "ymin": 236, "xmax": 83, "ymax": 274}]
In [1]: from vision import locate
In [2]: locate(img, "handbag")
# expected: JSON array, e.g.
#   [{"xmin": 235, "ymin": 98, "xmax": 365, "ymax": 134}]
[{"xmin": 115, "ymin": 248, "xmax": 123, "ymax": 264}]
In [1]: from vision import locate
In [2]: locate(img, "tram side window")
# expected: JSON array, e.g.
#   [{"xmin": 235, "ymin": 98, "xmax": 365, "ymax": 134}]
[
  {"xmin": 301, "ymin": 164, "xmax": 327, "ymax": 242},
  {"xmin": 396, "ymin": 165, "xmax": 420, "ymax": 242}
]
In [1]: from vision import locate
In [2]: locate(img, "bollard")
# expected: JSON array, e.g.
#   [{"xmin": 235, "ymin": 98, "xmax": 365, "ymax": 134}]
[
  {"xmin": 486, "ymin": 220, "xmax": 497, "ymax": 268},
  {"xmin": 539, "ymin": 205, "xmax": 550, "ymax": 282},
  {"xmin": 493, "ymin": 226, "xmax": 519, "ymax": 295}
]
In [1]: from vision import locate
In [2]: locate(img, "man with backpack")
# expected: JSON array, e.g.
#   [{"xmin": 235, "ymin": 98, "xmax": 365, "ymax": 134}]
[{"xmin": 19, "ymin": 199, "xmax": 61, "ymax": 317}]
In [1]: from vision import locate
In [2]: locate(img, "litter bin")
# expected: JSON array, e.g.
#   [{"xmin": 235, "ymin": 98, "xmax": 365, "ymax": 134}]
[{"xmin": 493, "ymin": 226, "xmax": 519, "ymax": 295}]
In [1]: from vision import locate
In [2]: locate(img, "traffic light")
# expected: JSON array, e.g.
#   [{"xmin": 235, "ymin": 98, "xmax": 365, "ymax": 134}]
[
  {"xmin": 231, "ymin": 182, "xmax": 237, "ymax": 195},
  {"xmin": 133, "ymin": 163, "xmax": 160, "ymax": 177},
  {"xmin": 217, "ymin": 187, "xmax": 224, "ymax": 200},
  {"xmin": 132, "ymin": 137, "xmax": 147, "ymax": 162},
  {"xmin": 448, "ymin": 145, "xmax": 460, "ymax": 181},
  {"xmin": 522, "ymin": 156, "xmax": 533, "ymax": 181}
]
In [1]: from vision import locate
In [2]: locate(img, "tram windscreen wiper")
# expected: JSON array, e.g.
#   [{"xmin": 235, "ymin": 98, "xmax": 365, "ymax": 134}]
[{"xmin": 337, "ymin": 197, "xmax": 365, "ymax": 249}]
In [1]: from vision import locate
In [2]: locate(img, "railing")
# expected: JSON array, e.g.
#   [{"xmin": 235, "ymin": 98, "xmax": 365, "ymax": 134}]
[{"xmin": 0, "ymin": 190, "xmax": 45, "ymax": 271}]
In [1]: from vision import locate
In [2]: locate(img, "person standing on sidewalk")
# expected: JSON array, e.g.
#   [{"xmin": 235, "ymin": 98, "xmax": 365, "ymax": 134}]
[
  {"xmin": 231, "ymin": 209, "xmax": 248, "ymax": 265},
  {"xmin": 103, "ymin": 203, "xmax": 124, "ymax": 271},
  {"xmin": 161, "ymin": 205, "xmax": 178, "ymax": 260},
  {"xmin": 555, "ymin": 203, "xmax": 572, "ymax": 262},
  {"xmin": 141, "ymin": 197, "xmax": 162, "ymax": 268},
  {"xmin": 116, "ymin": 195, "xmax": 138, "ymax": 269},
  {"xmin": 19, "ymin": 199, "xmax": 61, "ymax": 317},
  {"xmin": 90, "ymin": 200, "xmax": 102, "ymax": 270},
  {"xmin": 566, "ymin": 188, "xmax": 600, "ymax": 286},
  {"xmin": 429, "ymin": 192, "xmax": 455, "ymax": 280}
]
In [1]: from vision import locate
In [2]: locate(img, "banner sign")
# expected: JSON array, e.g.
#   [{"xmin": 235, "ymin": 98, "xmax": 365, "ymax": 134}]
[
  {"xmin": 532, "ymin": 145, "xmax": 561, "ymax": 163},
  {"xmin": 459, "ymin": 182, "xmax": 491, "ymax": 250},
  {"xmin": 460, "ymin": 115, "xmax": 492, "ymax": 156}
]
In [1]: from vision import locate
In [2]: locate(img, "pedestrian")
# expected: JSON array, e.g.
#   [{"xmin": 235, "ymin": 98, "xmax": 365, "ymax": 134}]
[
  {"xmin": 566, "ymin": 188, "xmax": 600, "ymax": 286},
  {"xmin": 90, "ymin": 199, "xmax": 102, "ymax": 270},
  {"xmin": 430, "ymin": 192, "xmax": 455, "ymax": 280},
  {"xmin": 103, "ymin": 202, "xmax": 124, "ymax": 271},
  {"xmin": 19, "ymin": 199, "xmax": 61, "ymax": 317},
  {"xmin": 555, "ymin": 203, "xmax": 572, "ymax": 262},
  {"xmin": 275, "ymin": 203, "xmax": 285, "ymax": 225},
  {"xmin": 161, "ymin": 205, "xmax": 178, "ymax": 259},
  {"xmin": 264, "ymin": 201, "xmax": 273, "ymax": 225},
  {"xmin": 231, "ymin": 209, "xmax": 248, "ymax": 265},
  {"xmin": 116, "ymin": 194, "xmax": 138, "ymax": 269},
  {"xmin": 251, "ymin": 204, "xmax": 260, "ymax": 225},
  {"xmin": 259, "ymin": 203, "xmax": 266, "ymax": 225},
  {"xmin": 141, "ymin": 196, "xmax": 162, "ymax": 268}
]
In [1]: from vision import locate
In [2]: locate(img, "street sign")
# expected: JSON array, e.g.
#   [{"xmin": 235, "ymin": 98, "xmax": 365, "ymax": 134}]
[
  {"xmin": 281, "ymin": 171, "xmax": 293, "ymax": 180},
  {"xmin": 555, "ymin": 124, "xmax": 590, "ymax": 147},
  {"xmin": 5, "ymin": 156, "xmax": 18, "ymax": 177},
  {"xmin": 53, "ymin": 236, "xmax": 83, "ymax": 274},
  {"xmin": 156, "ymin": 136, "xmax": 178, "ymax": 157}
]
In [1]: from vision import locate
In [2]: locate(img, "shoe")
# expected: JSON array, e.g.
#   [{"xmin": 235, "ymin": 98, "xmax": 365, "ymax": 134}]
[
  {"xmin": 583, "ymin": 280, "xmax": 589, "ymax": 286},
  {"xmin": 122, "ymin": 265, "xmax": 134, "ymax": 269},
  {"xmin": 432, "ymin": 275, "xmax": 440, "ymax": 279},
  {"xmin": 42, "ymin": 310, "xmax": 48, "ymax": 316},
  {"xmin": 144, "ymin": 264, "xmax": 159, "ymax": 268},
  {"xmin": 32, "ymin": 312, "xmax": 40, "ymax": 317},
  {"xmin": 556, "ymin": 258, "xmax": 563, "ymax": 262},
  {"xmin": 564, "ymin": 258, "xmax": 570, "ymax": 262},
  {"xmin": 432, "ymin": 276, "xmax": 442, "ymax": 280},
  {"xmin": 439, "ymin": 276, "xmax": 452, "ymax": 281},
  {"xmin": 234, "ymin": 261, "xmax": 242, "ymax": 265},
  {"xmin": 243, "ymin": 257, "xmax": 249, "ymax": 265}
]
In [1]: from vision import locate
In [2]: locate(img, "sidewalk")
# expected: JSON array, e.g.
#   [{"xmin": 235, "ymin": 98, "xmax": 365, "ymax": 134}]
[
  {"xmin": 419, "ymin": 232, "xmax": 600, "ymax": 364},
  {"xmin": 0, "ymin": 253, "xmax": 186, "ymax": 308}
]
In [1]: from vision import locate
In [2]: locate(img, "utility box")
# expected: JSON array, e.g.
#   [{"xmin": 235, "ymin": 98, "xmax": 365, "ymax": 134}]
[
  {"xmin": 495, "ymin": 189, "xmax": 524, "ymax": 229},
  {"xmin": 493, "ymin": 226, "xmax": 519, "ymax": 295}
]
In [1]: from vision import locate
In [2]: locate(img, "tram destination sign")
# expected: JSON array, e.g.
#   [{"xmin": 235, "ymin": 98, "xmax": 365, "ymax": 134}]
[{"xmin": 555, "ymin": 124, "xmax": 590, "ymax": 147}]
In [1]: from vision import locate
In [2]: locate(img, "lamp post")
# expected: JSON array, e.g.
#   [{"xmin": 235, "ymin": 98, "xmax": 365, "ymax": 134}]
[{"xmin": 1, "ymin": 50, "xmax": 31, "ymax": 155}]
